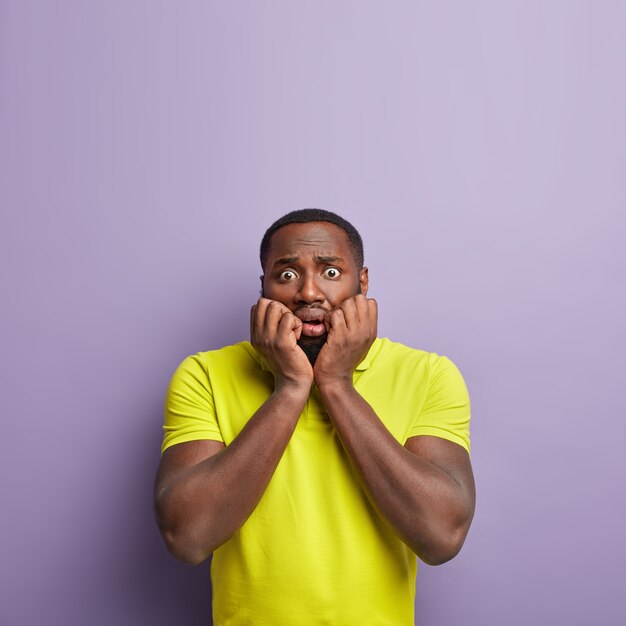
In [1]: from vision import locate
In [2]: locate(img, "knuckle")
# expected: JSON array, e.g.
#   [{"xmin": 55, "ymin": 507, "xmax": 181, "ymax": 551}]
[{"xmin": 268, "ymin": 301, "xmax": 286, "ymax": 314}]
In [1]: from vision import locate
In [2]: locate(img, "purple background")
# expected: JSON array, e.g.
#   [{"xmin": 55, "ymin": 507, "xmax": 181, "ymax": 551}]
[{"xmin": 1, "ymin": 2, "xmax": 624, "ymax": 625}]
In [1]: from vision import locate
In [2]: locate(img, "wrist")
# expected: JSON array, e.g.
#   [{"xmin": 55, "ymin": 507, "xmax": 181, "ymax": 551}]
[
  {"xmin": 273, "ymin": 377, "xmax": 312, "ymax": 401},
  {"xmin": 315, "ymin": 376, "xmax": 355, "ymax": 396}
]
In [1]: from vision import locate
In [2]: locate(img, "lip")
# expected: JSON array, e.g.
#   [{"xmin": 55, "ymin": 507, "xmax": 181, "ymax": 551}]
[
  {"xmin": 295, "ymin": 307, "xmax": 328, "ymax": 338},
  {"xmin": 294, "ymin": 307, "xmax": 327, "ymax": 323}
]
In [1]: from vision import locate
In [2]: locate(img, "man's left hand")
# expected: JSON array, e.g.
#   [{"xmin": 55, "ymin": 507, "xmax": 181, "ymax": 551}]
[{"xmin": 314, "ymin": 294, "xmax": 378, "ymax": 387}]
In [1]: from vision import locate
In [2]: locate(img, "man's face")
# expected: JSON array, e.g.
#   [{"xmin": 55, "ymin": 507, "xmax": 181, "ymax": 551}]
[{"xmin": 261, "ymin": 221, "xmax": 368, "ymax": 363}]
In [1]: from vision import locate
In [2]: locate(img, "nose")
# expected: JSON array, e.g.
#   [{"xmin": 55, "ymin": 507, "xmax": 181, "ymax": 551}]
[{"xmin": 295, "ymin": 272, "xmax": 324, "ymax": 305}]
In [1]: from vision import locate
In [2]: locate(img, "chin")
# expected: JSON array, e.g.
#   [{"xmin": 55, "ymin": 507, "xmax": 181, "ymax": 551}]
[{"xmin": 297, "ymin": 336, "xmax": 326, "ymax": 365}]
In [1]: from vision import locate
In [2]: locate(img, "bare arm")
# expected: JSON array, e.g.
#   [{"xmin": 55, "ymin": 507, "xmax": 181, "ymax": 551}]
[
  {"xmin": 154, "ymin": 299, "xmax": 312, "ymax": 564},
  {"xmin": 316, "ymin": 384, "xmax": 475, "ymax": 565},
  {"xmin": 315, "ymin": 295, "xmax": 475, "ymax": 565}
]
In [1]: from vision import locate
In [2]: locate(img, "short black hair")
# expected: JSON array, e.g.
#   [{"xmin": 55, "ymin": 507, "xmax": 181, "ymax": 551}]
[{"xmin": 260, "ymin": 208, "xmax": 364, "ymax": 270}]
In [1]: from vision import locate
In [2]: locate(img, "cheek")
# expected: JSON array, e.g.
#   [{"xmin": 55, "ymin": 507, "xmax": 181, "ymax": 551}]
[
  {"xmin": 263, "ymin": 282, "xmax": 294, "ymax": 301},
  {"xmin": 325, "ymin": 282, "xmax": 356, "ymax": 305}
]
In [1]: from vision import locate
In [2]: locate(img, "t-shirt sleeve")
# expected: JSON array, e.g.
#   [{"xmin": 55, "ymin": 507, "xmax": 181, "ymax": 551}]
[
  {"xmin": 161, "ymin": 353, "xmax": 224, "ymax": 453},
  {"xmin": 407, "ymin": 355, "xmax": 471, "ymax": 453}
]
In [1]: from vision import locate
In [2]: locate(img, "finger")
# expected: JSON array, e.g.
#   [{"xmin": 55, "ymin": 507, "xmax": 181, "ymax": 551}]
[
  {"xmin": 253, "ymin": 298, "xmax": 271, "ymax": 339},
  {"xmin": 277, "ymin": 310, "xmax": 301, "ymax": 342},
  {"xmin": 323, "ymin": 312, "xmax": 331, "ymax": 333},
  {"xmin": 367, "ymin": 298, "xmax": 378, "ymax": 335},
  {"xmin": 326, "ymin": 308, "xmax": 347, "ymax": 335},
  {"xmin": 250, "ymin": 304, "xmax": 257, "ymax": 340},
  {"xmin": 264, "ymin": 300, "xmax": 287, "ymax": 337},
  {"xmin": 292, "ymin": 314, "xmax": 303, "ymax": 340},
  {"xmin": 354, "ymin": 293, "xmax": 369, "ymax": 325},
  {"xmin": 339, "ymin": 297, "xmax": 358, "ymax": 331}
]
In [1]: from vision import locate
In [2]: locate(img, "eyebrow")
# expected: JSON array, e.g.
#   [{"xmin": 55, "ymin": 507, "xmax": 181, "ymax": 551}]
[
  {"xmin": 316, "ymin": 255, "xmax": 344, "ymax": 264},
  {"xmin": 272, "ymin": 255, "xmax": 345, "ymax": 268},
  {"xmin": 273, "ymin": 256, "xmax": 299, "ymax": 268}
]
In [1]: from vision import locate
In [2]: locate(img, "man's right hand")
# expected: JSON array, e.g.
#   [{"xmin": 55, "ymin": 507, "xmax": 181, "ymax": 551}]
[
  {"xmin": 250, "ymin": 298, "xmax": 314, "ymax": 391},
  {"xmin": 157, "ymin": 299, "xmax": 314, "ymax": 564}
]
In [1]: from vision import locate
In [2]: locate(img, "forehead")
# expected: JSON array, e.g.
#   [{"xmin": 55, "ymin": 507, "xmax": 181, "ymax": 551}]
[{"xmin": 266, "ymin": 222, "xmax": 354, "ymax": 263}]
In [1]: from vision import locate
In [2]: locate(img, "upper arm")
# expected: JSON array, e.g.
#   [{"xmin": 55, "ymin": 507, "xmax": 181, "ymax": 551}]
[
  {"xmin": 407, "ymin": 355, "xmax": 471, "ymax": 452},
  {"xmin": 156, "ymin": 352, "xmax": 226, "ymax": 513},
  {"xmin": 162, "ymin": 354, "xmax": 224, "ymax": 452},
  {"xmin": 154, "ymin": 439, "xmax": 226, "ymax": 501},
  {"xmin": 404, "ymin": 353, "xmax": 474, "ymax": 510},
  {"xmin": 405, "ymin": 435, "xmax": 475, "ymax": 516}
]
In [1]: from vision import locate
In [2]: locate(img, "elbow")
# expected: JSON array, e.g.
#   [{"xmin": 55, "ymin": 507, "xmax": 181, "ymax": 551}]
[
  {"xmin": 415, "ymin": 495, "xmax": 475, "ymax": 566},
  {"xmin": 161, "ymin": 527, "xmax": 211, "ymax": 566},
  {"xmin": 417, "ymin": 539, "xmax": 462, "ymax": 566},
  {"xmin": 412, "ymin": 521, "xmax": 471, "ymax": 567},
  {"xmin": 154, "ymin": 498, "xmax": 213, "ymax": 565}
]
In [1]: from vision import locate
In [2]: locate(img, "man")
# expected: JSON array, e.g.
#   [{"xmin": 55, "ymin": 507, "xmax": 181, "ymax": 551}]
[{"xmin": 154, "ymin": 209, "xmax": 475, "ymax": 626}]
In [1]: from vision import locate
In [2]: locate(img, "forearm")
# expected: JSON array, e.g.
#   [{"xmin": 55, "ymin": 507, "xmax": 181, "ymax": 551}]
[
  {"xmin": 156, "ymin": 384, "xmax": 308, "ymax": 564},
  {"xmin": 318, "ymin": 381, "xmax": 474, "ymax": 565}
]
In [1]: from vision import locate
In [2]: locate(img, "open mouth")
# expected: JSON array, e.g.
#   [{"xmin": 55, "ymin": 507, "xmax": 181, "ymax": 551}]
[{"xmin": 295, "ymin": 308, "xmax": 328, "ymax": 338}]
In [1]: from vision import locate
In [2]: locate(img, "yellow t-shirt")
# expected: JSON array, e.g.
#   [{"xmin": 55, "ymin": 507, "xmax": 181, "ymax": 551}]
[{"xmin": 163, "ymin": 337, "xmax": 471, "ymax": 626}]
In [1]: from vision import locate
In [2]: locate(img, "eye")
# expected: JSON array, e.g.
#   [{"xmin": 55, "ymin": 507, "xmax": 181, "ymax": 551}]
[
  {"xmin": 279, "ymin": 270, "xmax": 298, "ymax": 281},
  {"xmin": 323, "ymin": 267, "xmax": 341, "ymax": 279}
]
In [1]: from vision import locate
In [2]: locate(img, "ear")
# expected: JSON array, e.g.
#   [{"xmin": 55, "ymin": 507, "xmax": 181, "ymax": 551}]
[
  {"xmin": 259, "ymin": 275, "xmax": 265, "ymax": 297},
  {"xmin": 359, "ymin": 267, "xmax": 369, "ymax": 296}
]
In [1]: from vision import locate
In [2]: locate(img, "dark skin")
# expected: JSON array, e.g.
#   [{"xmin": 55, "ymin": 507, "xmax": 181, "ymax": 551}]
[{"xmin": 154, "ymin": 222, "xmax": 475, "ymax": 566}]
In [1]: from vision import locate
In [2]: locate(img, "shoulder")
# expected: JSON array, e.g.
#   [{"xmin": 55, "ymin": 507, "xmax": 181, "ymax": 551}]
[
  {"xmin": 368, "ymin": 338, "xmax": 468, "ymax": 396},
  {"xmin": 375, "ymin": 340, "xmax": 472, "ymax": 452},
  {"xmin": 175, "ymin": 341, "xmax": 274, "ymax": 395},
  {"xmin": 166, "ymin": 341, "xmax": 263, "ymax": 391},
  {"xmin": 369, "ymin": 337, "xmax": 451, "ymax": 371},
  {"xmin": 173, "ymin": 341, "xmax": 260, "ymax": 373}
]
